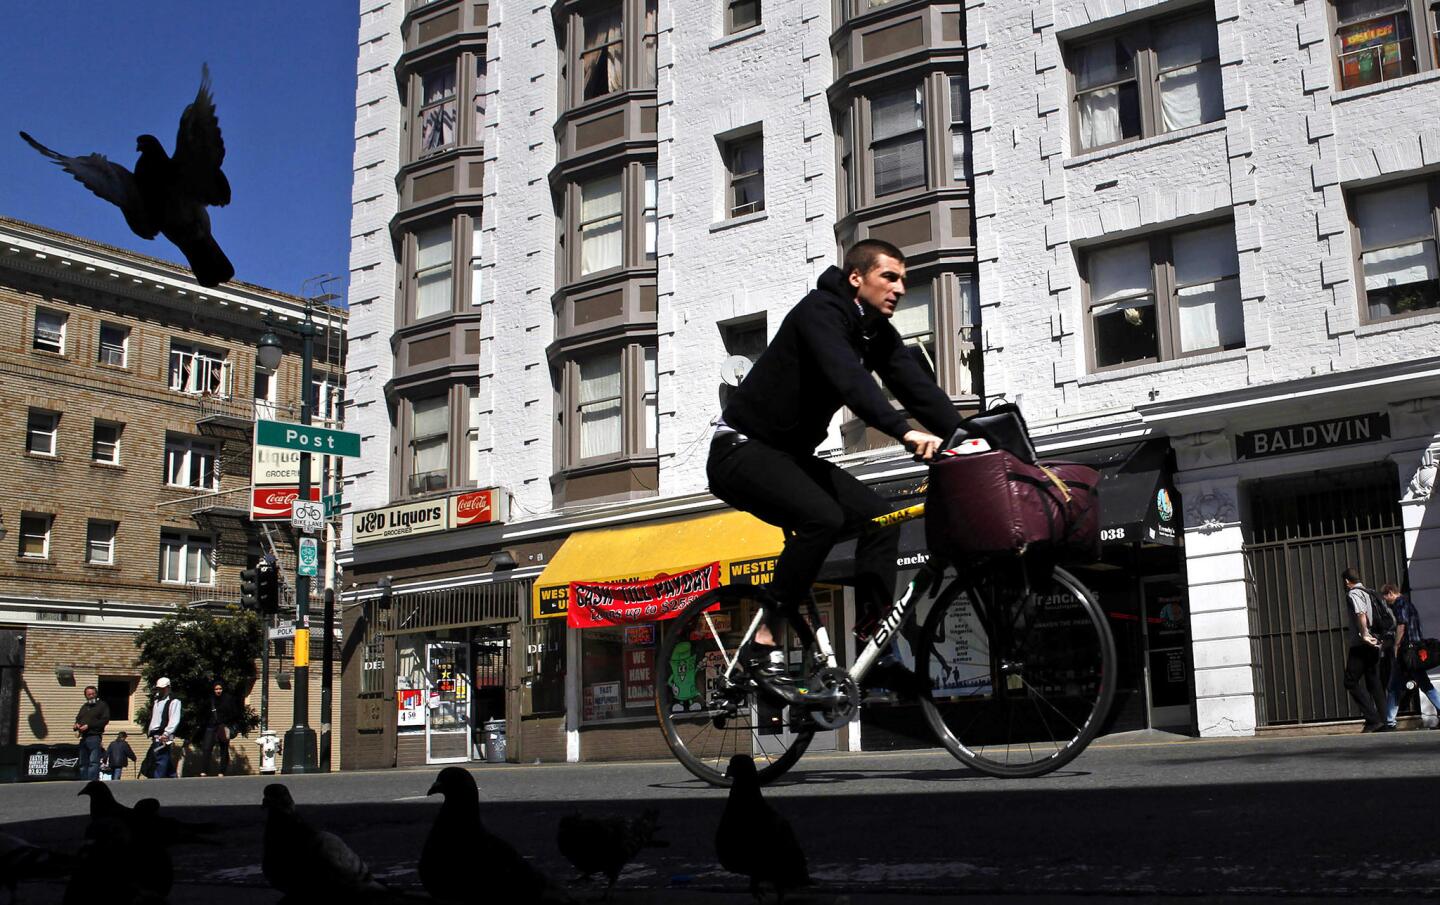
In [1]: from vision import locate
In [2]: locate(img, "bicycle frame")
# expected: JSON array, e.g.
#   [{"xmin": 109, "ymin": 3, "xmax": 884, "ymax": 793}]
[{"xmin": 724, "ymin": 501, "xmax": 942, "ymax": 694}]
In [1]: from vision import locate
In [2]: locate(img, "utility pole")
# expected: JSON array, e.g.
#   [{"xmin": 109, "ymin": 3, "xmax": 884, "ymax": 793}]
[{"xmin": 282, "ymin": 309, "xmax": 320, "ymax": 774}]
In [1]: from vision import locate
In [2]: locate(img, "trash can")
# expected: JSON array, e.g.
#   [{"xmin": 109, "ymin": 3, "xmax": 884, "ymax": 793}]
[{"xmin": 483, "ymin": 719, "xmax": 506, "ymax": 763}]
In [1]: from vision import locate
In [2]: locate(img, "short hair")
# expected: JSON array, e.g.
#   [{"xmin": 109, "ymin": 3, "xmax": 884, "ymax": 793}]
[
  {"xmin": 115, "ymin": 731, "xmax": 127, "ymax": 739},
  {"xmin": 1341, "ymin": 567, "xmax": 1361, "ymax": 584},
  {"xmin": 1379, "ymin": 583, "xmax": 1400, "ymax": 596},
  {"xmin": 84, "ymin": 685, "xmax": 97, "ymax": 694},
  {"xmin": 843, "ymin": 239, "xmax": 905, "ymax": 278}
]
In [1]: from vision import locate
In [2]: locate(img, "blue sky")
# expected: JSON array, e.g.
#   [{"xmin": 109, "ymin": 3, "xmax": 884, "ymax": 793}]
[{"xmin": 0, "ymin": 2, "xmax": 359, "ymax": 302}]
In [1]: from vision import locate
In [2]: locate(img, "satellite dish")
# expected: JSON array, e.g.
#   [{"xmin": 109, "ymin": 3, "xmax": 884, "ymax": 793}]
[{"xmin": 721, "ymin": 355, "xmax": 753, "ymax": 387}]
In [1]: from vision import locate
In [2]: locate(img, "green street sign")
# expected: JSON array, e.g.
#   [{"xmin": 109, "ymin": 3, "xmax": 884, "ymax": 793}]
[
  {"xmin": 298, "ymin": 537, "xmax": 318, "ymax": 577},
  {"xmin": 323, "ymin": 493, "xmax": 343, "ymax": 517},
  {"xmin": 255, "ymin": 419, "xmax": 361, "ymax": 458}
]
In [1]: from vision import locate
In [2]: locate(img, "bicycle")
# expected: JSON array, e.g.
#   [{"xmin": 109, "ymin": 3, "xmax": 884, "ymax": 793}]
[{"xmin": 653, "ymin": 499, "xmax": 1117, "ymax": 786}]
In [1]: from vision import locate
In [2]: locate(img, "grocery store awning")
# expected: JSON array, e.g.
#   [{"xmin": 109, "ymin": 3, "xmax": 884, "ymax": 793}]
[{"xmin": 531, "ymin": 510, "xmax": 784, "ymax": 624}]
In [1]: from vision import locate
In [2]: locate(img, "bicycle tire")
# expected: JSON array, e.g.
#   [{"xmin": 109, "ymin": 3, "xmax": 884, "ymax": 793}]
[
  {"xmin": 655, "ymin": 585, "xmax": 816, "ymax": 787},
  {"xmin": 915, "ymin": 565, "xmax": 1116, "ymax": 778}
]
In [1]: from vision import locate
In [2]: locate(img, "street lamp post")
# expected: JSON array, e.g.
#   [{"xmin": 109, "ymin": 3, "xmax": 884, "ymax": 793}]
[{"xmin": 256, "ymin": 307, "xmax": 324, "ymax": 774}]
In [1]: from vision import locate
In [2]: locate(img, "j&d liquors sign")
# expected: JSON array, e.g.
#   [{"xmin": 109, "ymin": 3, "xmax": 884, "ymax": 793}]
[{"xmin": 353, "ymin": 487, "xmax": 509, "ymax": 544}]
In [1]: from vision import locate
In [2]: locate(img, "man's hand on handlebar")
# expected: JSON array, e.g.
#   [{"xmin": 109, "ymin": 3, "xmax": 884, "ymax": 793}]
[{"xmin": 903, "ymin": 429, "xmax": 944, "ymax": 461}]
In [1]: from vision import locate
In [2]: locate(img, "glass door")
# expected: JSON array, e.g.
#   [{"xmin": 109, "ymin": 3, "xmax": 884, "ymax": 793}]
[
  {"xmin": 1142, "ymin": 578, "xmax": 1194, "ymax": 732},
  {"xmin": 425, "ymin": 640, "xmax": 473, "ymax": 763}
]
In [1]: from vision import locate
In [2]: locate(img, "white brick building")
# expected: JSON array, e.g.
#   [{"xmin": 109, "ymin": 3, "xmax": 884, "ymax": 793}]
[{"xmin": 339, "ymin": 0, "xmax": 1440, "ymax": 768}]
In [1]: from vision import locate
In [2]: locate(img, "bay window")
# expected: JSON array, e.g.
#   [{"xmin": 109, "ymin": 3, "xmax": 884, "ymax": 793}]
[
  {"xmin": 414, "ymin": 224, "xmax": 455, "ymax": 319},
  {"xmin": 563, "ymin": 343, "xmax": 658, "ymax": 468},
  {"xmin": 582, "ymin": 3, "xmax": 624, "ymax": 101},
  {"xmin": 580, "ymin": 173, "xmax": 624, "ymax": 276},
  {"xmin": 1353, "ymin": 179, "xmax": 1440, "ymax": 320},
  {"xmin": 870, "ymin": 84, "xmax": 926, "ymax": 196},
  {"xmin": 578, "ymin": 352, "xmax": 624, "ymax": 459},
  {"xmin": 419, "ymin": 65, "xmax": 458, "ymax": 155},
  {"xmin": 410, "ymin": 393, "xmax": 451, "ymax": 494}
]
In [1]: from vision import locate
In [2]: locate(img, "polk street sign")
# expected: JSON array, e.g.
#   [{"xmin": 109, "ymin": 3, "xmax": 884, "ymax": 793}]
[
  {"xmin": 255, "ymin": 419, "xmax": 361, "ymax": 458},
  {"xmin": 298, "ymin": 537, "xmax": 319, "ymax": 577}
]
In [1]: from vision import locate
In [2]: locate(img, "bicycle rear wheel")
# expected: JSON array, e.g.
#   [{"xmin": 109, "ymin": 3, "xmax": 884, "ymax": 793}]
[
  {"xmin": 915, "ymin": 565, "xmax": 1116, "ymax": 778},
  {"xmin": 655, "ymin": 584, "xmax": 815, "ymax": 787}
]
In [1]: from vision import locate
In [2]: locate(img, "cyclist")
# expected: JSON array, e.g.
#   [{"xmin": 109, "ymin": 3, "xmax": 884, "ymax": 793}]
[{"xmin": 706, "ymin": 239, "xmax": 962, "ymax": 699}]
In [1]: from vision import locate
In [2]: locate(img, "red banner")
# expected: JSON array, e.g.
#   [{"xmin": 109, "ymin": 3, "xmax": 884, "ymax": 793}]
[
  {"xmin": 567, "ymin": 562, "xmax": 721, "ymax": 628},
  {"xmin": 250, "ymin": 487, "xmax": 321, "ymax": 520}
]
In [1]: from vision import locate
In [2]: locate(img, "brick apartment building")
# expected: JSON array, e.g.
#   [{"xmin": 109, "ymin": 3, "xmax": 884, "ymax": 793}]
[{"xmin": 0, "ymin": 217, "xmax": 347, "ymax": 775}]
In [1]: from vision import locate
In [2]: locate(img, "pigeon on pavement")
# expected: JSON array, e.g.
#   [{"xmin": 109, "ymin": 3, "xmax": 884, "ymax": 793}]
[
  {"xmin": 556, "ymin": 808, "xmax": 666, "ymax": 895},
  {"xmin": 716, "ymin": 755, "xmax": 811, "ymax": 903},
  {"xmin": 132, "ymin": 798, "xmax": 218, "ymax": 847},
  {"xmin": 19, "ymin": 64, "xmax": 234, "ymax": 287},
  {"xmin": 78, "ymin": 780, "xmax": 133, "ymax": 837},
  {"xmin": 421, "ymin": 766, "xmax": 567, "ymax": 904},
  {"xmin": 261, "ymin": 783, "xmax": 387, "ymax": 901},
  {"xmin": 0, "ymin": 831, "xmax": 71, "ymax": 904},
  {"xmin": 62, "ymin": 816, "xmax": 151, "ymax": 905}
]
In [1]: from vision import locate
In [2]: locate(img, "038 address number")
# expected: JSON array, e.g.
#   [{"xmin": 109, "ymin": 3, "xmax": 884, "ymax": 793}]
[{"xmin": 1100, "ymin": 528, "xmax": 1128, "ymax": 542}]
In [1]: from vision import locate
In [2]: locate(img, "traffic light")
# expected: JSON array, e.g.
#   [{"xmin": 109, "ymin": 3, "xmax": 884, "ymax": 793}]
[
  {"xmin": 240, "ymin": 565, "xmax": 261, "ymax": 611},
  {"xmin": 258, "ymin": 556, "xmax": 281, "ymax": 615}
]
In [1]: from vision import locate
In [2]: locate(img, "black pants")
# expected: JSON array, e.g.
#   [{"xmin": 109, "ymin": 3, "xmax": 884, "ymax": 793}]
[
  {"xmin": 1343, "ymin": 643, "xmax": 1385, "ymax": 726},
  {"xmin": 707, "ymin": 435, "xmax": 898, "ymax": 622},
  {"xmin": 200, "ymin": 726, "xmax": 229, "ymax": 775}
]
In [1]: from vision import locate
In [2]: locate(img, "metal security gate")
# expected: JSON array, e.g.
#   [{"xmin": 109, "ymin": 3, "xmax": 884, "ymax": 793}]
[{"xmin": 1244, "ymin": 465, "xmax": 1407, "ymax": 726}]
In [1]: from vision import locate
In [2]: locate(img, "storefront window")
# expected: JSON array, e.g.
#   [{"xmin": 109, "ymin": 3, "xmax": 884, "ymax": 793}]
[
  {"xmin": 525, "ymin": 620, "xmax": 566, "ymax": 714},
  {"xmin": 582, "ymin": 622, "xmax": 661, "ymax": 721},
  {"xmin": 396, "ymin": 637, "xmax": 426, "ymax": 731}
]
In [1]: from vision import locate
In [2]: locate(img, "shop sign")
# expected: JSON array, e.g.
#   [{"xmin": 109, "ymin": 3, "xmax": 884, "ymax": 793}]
[
  {"xmin": 1236, "ymin": 412, "xmax": 1389, "ymax": 460},
  {"xmin": 688, "ymin": 611, "xmax": 731, "ymax": 640},
  {"xmin": 1146, "ymin": 487, "xmax": 1179, "ymax": 544},
  {"xmin": 728, "ymin": 556, "xmax": 776, "ymax": 585},
  {"xmin": 567, "ymin": 562, "xmax": 722, "ymax": 628},
  {"xmin": 535, "ymin": 585, "xmax": 569, "ymax": 619},
  {"xmin": 397, "ymin": 689, "xmax": 424, "ymax": 727},
  {"xmin": 450, "ymin": 488, "xmax": 509, "ymax": 528},
  {"xmin": 583, "ymin": 681, "xmax": 621, "ymax": 721},
  {"xmin": 624, "ymin": 625, "xmax": 657, "ymax": 647},
  {"xmin": 252, "ymin": 444, "xmax": 323, "ymax": 486},
  {"xmin": 353, "ymin": 499, "xmax": 449, "ymax": 543},
  {"xmin": 251, "ymin": 487, "xmax": 321, "ymax": 521},
  {"xmin": 623, "ymin": 648, "xmax": 655, "ymax": 707}
]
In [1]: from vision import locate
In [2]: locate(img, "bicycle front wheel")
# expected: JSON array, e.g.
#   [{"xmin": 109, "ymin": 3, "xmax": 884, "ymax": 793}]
[
  {"xmin": 915, "ymin": 565, "xmax": 1116, "ymax": 778},
  {"xmin": 655, "ymin": 585, "xmax": 815, "ymax": 787}
]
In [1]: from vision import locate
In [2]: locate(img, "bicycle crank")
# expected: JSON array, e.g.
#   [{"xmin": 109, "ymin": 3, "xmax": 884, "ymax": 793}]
[{"xmin": 804, "ymin": 667, "xmax": 859, "ymax": 730}]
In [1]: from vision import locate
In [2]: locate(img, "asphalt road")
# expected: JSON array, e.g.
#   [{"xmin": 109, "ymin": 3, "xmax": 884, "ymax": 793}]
[{"xmin": 3, "ymin": 728, "xmax": 1438, "ymax": 903}]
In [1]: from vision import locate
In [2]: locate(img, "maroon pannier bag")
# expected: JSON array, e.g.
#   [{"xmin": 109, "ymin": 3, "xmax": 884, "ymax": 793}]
[{"xmin": 924, "ymin": 450, "xmax": 1101, "ymax": 563}]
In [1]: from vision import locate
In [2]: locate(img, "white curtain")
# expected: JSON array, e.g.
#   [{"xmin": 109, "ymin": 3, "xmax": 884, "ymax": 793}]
[
  {"xmin": 579, "ymin": 354, "xmax": 623, "ymax": 458},
  {"xmin": 892, "ymin": 282, "xmax": 933, "ymax": 341},
  {"xmin": 188, "ymin": 542, "xmax": 214, "ymax": 585},
  {"xmin": 162, "ymin": 539, "xmax": 182, "ymax": 582},
  {"xmin": 1075, "ymin": 39, "xmax": 1132, "ymax": 150},
  {"xmin": 415, "ymin": 226, "xmax": 453, "ymax": 318},
  {"xmin": 582, "ymin": 6, "xmax": 623, "ymax": 99},
  {"xmin": 1089, "ymin": 240, "xmax": 1152, "ymax": 306},
  {"xmin": 1173, "ymin": 224, "xmax": 1243, "ymax": 352},
  {"xmin": 871, "ymin": 85, "xmax": 925, "ymax": 195},
  {"xmin": 1078, "ymin": 88, "xmax": 1122, "ymax": 150},
  {"xmin": 413, "ymin": 395, "xmax": 449, "ymax": 474},
  {"xmin": 1156, "ymin": 17, "xmax": 1222, "ymax": 131},
  {"xmin": 1355, "ymin": 185, "xmax": 1437, "ymax": 290},
  {"xmin": 580, "ymin": 174, "xmax": 623, "ymax": 275},
  {"xmin": 644, "ymin": 166, "xmax": 657, "ymax": 259}
]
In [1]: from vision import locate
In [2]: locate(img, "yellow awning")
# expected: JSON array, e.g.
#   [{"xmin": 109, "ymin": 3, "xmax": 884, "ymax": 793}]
[{"xmin": 532, "ymin": 510, "xmax": 784, "ymax": 620}]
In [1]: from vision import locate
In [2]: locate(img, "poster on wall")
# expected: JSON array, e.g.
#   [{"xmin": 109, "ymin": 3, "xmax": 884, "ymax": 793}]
[
  {"xmin": 926, "ymin": 593, "xmax": 992, "ymax": 697},
  {"xmin": 583, "ymin": 681, "xmax": 622, "ymax": 722},
  {"xmin": 396, "ymin": 689, "xmax": 424, "ymax": 727},
  {"xmin": 567, "ymin": 563, "xmax": 721, "ymax": 628},
  {"xmin": 623, "ymin": 648, "xmax": 655, "ymax": 707}
]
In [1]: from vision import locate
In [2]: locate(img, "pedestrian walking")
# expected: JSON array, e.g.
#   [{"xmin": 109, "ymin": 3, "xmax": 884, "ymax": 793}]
[
  {"xmin": 72, "ymin": 685, "xmax": 110, "ymax": 781},
  {"xmin": 146, "ymin": 677, "xmax": 183, "ymax": 778},
  {"xmin": 104, "ymin": 731, "xmax": 137, "ymax": 780},
  {"xmin": 1381, "ymin": 583, "xmax": 1440, "ymax": 730},
  {"xmin": 1342, "ymin": 567, "xmax": 1388, "ymax": 732},
  {"xmin": 198, "ymin": 680, "xmax": 240, "ymax": 777}
]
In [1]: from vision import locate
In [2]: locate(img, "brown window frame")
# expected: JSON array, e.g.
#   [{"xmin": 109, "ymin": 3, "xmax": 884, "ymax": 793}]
[
  {"xmin": 407, "ymin": 390, "xmax": 452, "ymax": 496},
  {"xmin": 1064, "ymin": 7, "xmax": 1224, "ymax": 155},
  {"xmin": 1349, "ymin": 175, "xmax": 1440, "ymax": 324},
  {"xmin": 408, "ymin": 51, "xmax": 488, "ymax": 163},
  {"xmin": 722, "ymin": 129, "xmax": 766, "ymax": 219},
  {"xmin": 1329, "ymin": 0, "xmax": 1438, "ymax": 91},
  {"xmin": 559, "ymin": 341, "xmax": 658, "ymax": 470},
  {"xmin": 1079, "ymin": 220, "xmax": 1244, "ymax": 373},
  {"xmin": 726, "ymin": 0, "xmax": 761, "ymax": 34},
  {"xmin": 563, "ymin": 163, "xmax": 655, "ymax": 284}
]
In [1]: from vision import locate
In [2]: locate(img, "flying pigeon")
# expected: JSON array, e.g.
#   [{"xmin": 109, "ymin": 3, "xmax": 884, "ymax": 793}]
[
  {"xmin": 19, "ymin": 64, "xmax": 235, "ymax": 287},
  {"xmin": 715, "ymin": 755, "xmax": 811, "ymax": 903},
  {"xmin": 556, "ymin": 809, "xmax": 667, "ymax": 895},
  {"xmin": 421, "ymin": 766, "xmax": 567, "ymax": 904},
  {"xmin": 261, "ymin": 783, "xmax": 387, "ymax": 901},
  {"xmin": 0, "ymin": 831, "xmax": 71, "ymax": 904}
]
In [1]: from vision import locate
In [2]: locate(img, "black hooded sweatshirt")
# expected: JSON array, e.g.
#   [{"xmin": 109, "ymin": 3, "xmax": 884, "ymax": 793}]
[{"xmin": 721, "ymin": 266, "xmax": 961, "ymax": 455}]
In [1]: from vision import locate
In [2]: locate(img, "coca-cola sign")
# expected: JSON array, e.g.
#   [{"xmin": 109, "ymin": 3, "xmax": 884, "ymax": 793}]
[
  {"xmin": 251, "ymin": 487, "xmax": 321, "ymax": 520},
  {"xmin": 450, "ymin": 489, "xmax": 509, "ymax": 528}
]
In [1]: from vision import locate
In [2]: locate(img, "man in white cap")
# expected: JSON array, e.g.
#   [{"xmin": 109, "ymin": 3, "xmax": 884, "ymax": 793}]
[{"xmin": 147, "ymin": 677, "xmax": 183, "ymax": 778}]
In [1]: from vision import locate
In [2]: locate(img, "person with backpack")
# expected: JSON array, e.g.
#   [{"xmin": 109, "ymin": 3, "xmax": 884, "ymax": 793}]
[
  {"xmin": 1381, "ymin": 583, "xmax": 1440, "ymax": 730},
  {"xmin": 1342, "ymin": 567, "xmax": 1390, "ymax": 732}
]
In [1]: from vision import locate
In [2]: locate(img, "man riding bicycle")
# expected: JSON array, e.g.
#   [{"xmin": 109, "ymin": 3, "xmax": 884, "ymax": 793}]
[{"xmin": 707, "ymin": 239, "xmax": 962, "ymax": 699}]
